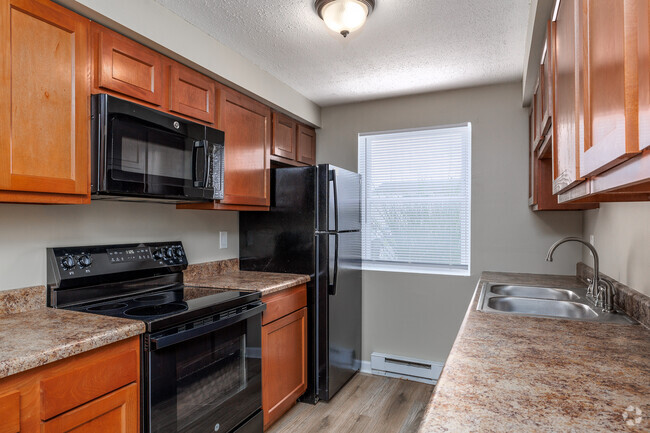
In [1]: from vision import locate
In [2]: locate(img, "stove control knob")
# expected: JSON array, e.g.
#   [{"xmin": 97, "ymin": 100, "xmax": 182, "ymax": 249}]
[
  {"xmin": 174, "ymin": 247, "xmax": 184, "ymax": 257},
  {"xmin": 165, "ymin": 247, "xmax": 175, "ymax": 258},
  {"xmin": 153, "ymin": 249, "xmax": 164, "ymax": 260},
  {"xmin": 78, "ymin": 254, "xmax": 93, "ymax": 268},
  {"xmin": 61, "ymin": 255, "xmax": 75, "ymax": 270}
]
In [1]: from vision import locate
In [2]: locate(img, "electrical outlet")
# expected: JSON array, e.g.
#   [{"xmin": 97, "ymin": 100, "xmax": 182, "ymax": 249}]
[{"xmin": 219, "ymin": 231, "xmax": 228, "ymax": 249}]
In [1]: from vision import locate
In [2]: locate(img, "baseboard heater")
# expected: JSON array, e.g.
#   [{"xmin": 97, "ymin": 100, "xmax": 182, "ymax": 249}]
[{"xmin": 369, "ymin": 352, "xmax": 443, "ymax": 385}]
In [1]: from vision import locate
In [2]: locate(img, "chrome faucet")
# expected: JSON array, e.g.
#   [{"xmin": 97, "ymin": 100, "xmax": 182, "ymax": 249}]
[{"xmin": 545, "ymin": 237, "xmax": 600, "ymax": 302}]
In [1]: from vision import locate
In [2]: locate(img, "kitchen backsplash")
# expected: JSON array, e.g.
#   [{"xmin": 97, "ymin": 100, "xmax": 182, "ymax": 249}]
[{"xmin": 577, "ymin": 262, "xmax": 650, "ymax": 328}]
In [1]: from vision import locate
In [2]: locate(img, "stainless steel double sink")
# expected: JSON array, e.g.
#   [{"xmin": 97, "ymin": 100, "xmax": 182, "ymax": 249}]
[{"xmin": 477, "ymin": 283, "xmax": 637, "ymax": 325}]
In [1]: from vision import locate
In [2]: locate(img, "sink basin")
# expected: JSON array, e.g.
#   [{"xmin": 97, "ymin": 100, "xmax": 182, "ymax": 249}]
[
  {"xmin": 490, "ymin": 284, "xmax": 580, "ymax": 301},
  {"xmin": 477, "ymin": 282, "xmax": 637, "ymax": 325},
  {"xmin": 487, "ymin": 296, "xmax": 598, "ymax": 320}
]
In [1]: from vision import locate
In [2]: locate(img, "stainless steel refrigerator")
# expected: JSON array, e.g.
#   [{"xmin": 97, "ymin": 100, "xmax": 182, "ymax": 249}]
[{"xmin": 239, "ymin": 164, "xmax": 362, "ymax": 403}]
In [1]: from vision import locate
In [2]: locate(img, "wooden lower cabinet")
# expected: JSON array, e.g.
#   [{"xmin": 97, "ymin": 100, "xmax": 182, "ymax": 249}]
[
  {"xmin": 0, "ymin": 391, "xmax": 20, "ymax": 433},
  {"xmin": 261, "ymin": 285, "xmax": 308, "ymax": 430},
  {"xmin": 0, "ymin": 337, "xmax": 140, "ymax": 432},
  {"xmin": 41, "ymin": 383, "xmax": 138, "ymax": 433}
]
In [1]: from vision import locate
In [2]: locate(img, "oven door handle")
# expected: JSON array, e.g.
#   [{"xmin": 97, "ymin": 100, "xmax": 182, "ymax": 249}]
[{"xmin": 147, "ymin": 302, "xmax": 266, "ymax": 351}]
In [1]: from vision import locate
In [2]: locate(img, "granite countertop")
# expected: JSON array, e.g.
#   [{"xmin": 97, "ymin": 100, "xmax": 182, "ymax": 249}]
[
  {"xmin": 419, "ymin": 272, "xmax": 650, "ymax": 433},
  {"xmin": 184, "ymin": 270, "xmax": 311, "ymax": 296},
  {"xmin": 0, "ymin": 308, "xmax": 145, "ymax": 379}
]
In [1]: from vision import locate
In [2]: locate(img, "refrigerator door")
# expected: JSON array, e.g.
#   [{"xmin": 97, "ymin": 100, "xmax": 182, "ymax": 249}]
[
  {"xmin": 318, "ymin": 165, "xmax": 361, "ymax": 233},
  {"xmin": 321, "ymin": 230, "xmax": 362, "ymax": 401}
]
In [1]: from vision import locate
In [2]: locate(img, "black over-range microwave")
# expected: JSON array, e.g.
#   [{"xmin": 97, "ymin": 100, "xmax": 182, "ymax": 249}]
[{"xmin": 91, "ymin": 94, "xmax": 224, "ymax": 202}]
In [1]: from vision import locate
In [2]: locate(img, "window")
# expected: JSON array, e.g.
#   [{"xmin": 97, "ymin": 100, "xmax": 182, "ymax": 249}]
[{"xmin": 358, "ymin": 123, "xmax": 471, "ymax": 275}]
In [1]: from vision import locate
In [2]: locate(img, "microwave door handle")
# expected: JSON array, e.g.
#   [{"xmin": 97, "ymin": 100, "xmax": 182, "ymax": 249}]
[
  {"xmin": 192, "ymin": 140, "xmax": 208, "ymax": 188},
  {"xmin": 147, "ymin": 302, "xmax": 266, "ymax": 351}
]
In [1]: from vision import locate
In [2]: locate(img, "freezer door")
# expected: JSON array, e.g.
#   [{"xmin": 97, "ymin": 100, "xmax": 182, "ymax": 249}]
[
  {"xmin": 323, "ymin": 230, "xmax": 362, "ymax": 401},
  {"xmin": 318, "ymin": 165, "xmax": 361, "ymax": 232}
]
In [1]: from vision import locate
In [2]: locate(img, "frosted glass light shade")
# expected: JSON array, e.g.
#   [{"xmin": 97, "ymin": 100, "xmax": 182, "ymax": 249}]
[{"xmin": 318, "ymin": 0, "xmax": 372, "ymax": 37}]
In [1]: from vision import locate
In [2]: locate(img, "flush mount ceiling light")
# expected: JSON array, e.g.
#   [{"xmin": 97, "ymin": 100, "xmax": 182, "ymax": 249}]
[{"xmin": 315, "ymin": 0, "xmax": 376, "ymax": 38}]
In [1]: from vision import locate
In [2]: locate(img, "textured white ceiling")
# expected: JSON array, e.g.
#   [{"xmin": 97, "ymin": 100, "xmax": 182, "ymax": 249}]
[{"xmin": 153, "ymin": 0, "xmax": 530, "ymax": 107}]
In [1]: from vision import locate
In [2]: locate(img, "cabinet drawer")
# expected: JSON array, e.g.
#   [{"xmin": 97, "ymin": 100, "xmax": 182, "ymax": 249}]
[
  {"xmin": 262, "ymin": 284, "xmax": 307, "ymax": 325},
  {"xmin": 40, "ymin": 346, "xmax": 138, "ymax": 420},
  {"xmin": 0, "ymin": 391, "xmax": 20, "ymax": 433},
  {"xmin": 168, "ymin": 62, "xmax": 216, "ymax": 124},
  {"xmin": 42, "ymin": 383, "xmax": 138, "ymax": 433}
]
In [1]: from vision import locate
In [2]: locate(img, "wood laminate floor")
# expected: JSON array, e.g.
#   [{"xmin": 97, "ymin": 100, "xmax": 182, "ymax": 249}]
[{"xmin": 267, "ymin": 374, "xmax": 434, "ymax": 433}]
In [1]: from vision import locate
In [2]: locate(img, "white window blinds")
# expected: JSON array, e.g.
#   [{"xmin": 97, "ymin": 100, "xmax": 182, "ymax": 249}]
[{"xmin": 358, "ymin": 124, "xmax": 471, "ymax": 275}]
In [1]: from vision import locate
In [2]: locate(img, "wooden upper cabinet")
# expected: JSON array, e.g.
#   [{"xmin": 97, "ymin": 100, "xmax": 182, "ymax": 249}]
[
  {"xmin": 168, "ymin": 62, "xmax": 216, "ymax": 124},
  {"xmin": 272, "ymin": 112, "xmax": 297, "ymax": 160},
  {"xmin": 296, "ymin": 125, "xmax": 316, "ymax": 165},
  {"xmin": 533, "ymin": 79, "xmax": 543, "ymax": 146},
  {"xmin": 552, "ymin": 0, "xmax": 583, "ymax": 194},
  {"xmin": 218, "ymin": 86, "xmax": 271, "ymax": 207},
  {"xmin": 542, "ymin": 24, "xmax": 554, "ymax": 134},
  {"xmin": 579, "ymin": 0, "xmax": 642, "ymax": 178},
  {"xmin": 0, "ymin": 0, "xmax": 90, "ymax": 204},
  {"xmin": 639, "ymin": 0, "xmax": 650, "ymax": 152},
  {"xmin": 92, "ymin": 22, "xmax": 163, "ymax": 106},
  {"xmin": 529, "ymin": 110, "xmax": 536, "ymax": 206}
]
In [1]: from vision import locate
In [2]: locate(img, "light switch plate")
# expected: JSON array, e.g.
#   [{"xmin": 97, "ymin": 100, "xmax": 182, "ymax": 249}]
[
  {"xmin": 589, "ymin": 234, "xmax": 595, "ymax": 245},
  {"xmin": 219, "ymin": 231, "xmax": 227, "ymax": 249}
]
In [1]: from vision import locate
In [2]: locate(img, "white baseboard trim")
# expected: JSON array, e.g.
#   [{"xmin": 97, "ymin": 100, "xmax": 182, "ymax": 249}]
[{"xmin": 359, "ymin": 354, "xmax": 444, "ymax": 386}]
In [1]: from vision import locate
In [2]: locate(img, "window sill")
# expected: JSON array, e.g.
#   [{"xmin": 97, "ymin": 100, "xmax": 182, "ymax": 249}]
[{"xmin": 361, "ymin": 262, "xmax": 470, "ymax": 276}]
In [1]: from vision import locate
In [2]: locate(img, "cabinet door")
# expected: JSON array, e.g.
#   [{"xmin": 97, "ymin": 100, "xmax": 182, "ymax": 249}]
[
  {"xmin": 261, "ymin": 307, "xmax": 307, "ymax": 430},
  {"xmin": 580, "ymin": 0, "xmax": 642, "ymax": 177},
  {"xmin": 0, "ymin": 391, "xmax": 20, "ymax": 433},
  {"xmin": 552, "ymin": 0, "xmax": 583, "ymax": 194},
  {"xmin": 534, "ymin": 80, "xmax": 543, "ymax": 146},
  {"xmin": 93, "ymin": 22, "xmax": 163, "ymax": 106},
  {"xmin": 42, "ymin": 383, "xmax": 138, "ymax": 433},
  {"xmin": 168, "ymin": 62, "xmax": 216, "ymax": 124},
  {"xmin": 0, "ymin": 0, "xmax": 90, "ymax": 203},
  {"xmin": 542, "ymin": 22, "xmax": 554, "ymax": 133},
  {"xmin": 639, "ymin": 0, "xmax": 650, "ymax": 152},
  {"xmin": 296, "ymin": 125, "xmax": 316, "ymax": 165},
  {"xmin": 218, "ymin": 86, "xmax": 271, "ymax": 207},
  {"xmin": 272, "ymin": 112, "xmax": 297, "ymax": 160},
  {"xmin": 528, "ymin": 110, "xmax": 537, "ymax": 206}
]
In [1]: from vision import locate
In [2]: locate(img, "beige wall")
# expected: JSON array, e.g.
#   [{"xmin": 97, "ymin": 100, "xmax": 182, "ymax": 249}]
[
  {"xmin": 583, "ymin": 203, "xmax": 650, "ymax": 296},
  {"xmin": 53, "ymin": 0, "xmax": 321, "ymax": 126},
  {"xmin": 317, "ymin": 82, "xmax": 584, "ymax": 364},
  {"xmin": 0, "ymin": 202, "xmax": 238, "ymax": 292}
]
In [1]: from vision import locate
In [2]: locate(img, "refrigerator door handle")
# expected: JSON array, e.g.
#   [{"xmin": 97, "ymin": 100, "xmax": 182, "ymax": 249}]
[
  {"xmin": 328, "ymin": 233, "xmax": 339, "ymax": 296},
  {"xmin": 330, "ymin": 169, "xmax": 339, "ymax": 232}
]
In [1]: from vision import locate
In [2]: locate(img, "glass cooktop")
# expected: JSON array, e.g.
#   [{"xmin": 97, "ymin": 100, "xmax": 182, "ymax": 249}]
[{"xmin": 69, "ymin": 285, "xmax": 261, "ymax": 332}]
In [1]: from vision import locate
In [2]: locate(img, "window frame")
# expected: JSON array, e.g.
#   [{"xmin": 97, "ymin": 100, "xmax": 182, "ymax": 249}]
[{"xmin": 358, "ymin": 123, "xmax": 472, "ymax": 276}]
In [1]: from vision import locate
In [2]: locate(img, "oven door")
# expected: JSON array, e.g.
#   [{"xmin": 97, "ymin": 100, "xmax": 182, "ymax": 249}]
[{"xmin": 144, "ymin": 303, "xmax": 264, "ymax": 433}]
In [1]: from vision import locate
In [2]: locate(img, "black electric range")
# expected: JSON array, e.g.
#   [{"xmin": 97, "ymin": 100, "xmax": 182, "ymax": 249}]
[{"xmin": 47, "ymin": 241, "xmax": 264, "ymax": 433}]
